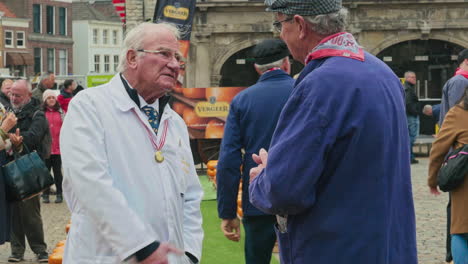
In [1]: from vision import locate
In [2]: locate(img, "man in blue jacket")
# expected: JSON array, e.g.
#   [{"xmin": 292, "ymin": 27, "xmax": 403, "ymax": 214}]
[
  {"xmin": 249, "ymin": 1, "xmax": 418, "ymax": 263},
  {"xmin": 217, "ymin": 39, "xmax": 294, "ymax": 264}
]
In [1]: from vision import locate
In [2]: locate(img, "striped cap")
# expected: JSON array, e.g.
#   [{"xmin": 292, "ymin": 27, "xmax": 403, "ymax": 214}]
[{"xmin": 265, "ymin": 0, "xmax": 342, "ymax": 16}]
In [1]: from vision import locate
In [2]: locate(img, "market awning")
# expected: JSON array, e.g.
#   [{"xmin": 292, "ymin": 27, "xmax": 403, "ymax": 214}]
[{"xmin": 6, "ymin": 52, "xmax": 34, "ymax": 66}]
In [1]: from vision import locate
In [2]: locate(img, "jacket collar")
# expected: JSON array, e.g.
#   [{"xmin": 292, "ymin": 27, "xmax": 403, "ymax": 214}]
[
  {"xmin": 111, "ymin": 74, "xmax": 172, "ymax": 116},
  {"xmin": 404, "ymin": 81, "xmax": 415, "ymax": 90},
  {"xmin": 258, "ymin": 69, "xmax": 289, "ymax": 82}
]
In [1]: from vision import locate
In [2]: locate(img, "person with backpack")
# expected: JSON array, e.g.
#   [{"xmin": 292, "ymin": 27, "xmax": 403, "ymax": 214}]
[
  {"xmin": 41, "ymin": 90, "xmax": 64, "ymax": 204},
  {"xmin": 428, "ymin": 85, "xmax": 468, "ymax": 264}
]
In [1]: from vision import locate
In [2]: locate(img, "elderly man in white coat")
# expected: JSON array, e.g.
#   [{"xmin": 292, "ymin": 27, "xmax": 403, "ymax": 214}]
[{"xmin": 60, "ymin": 22, "xmax": 204, "ymax": 264}]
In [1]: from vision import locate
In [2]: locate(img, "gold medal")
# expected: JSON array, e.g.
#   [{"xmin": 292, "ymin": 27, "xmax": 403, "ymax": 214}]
[{"xmin": 155, "ymin": 151, "xmax": 164, "ymax": 163}]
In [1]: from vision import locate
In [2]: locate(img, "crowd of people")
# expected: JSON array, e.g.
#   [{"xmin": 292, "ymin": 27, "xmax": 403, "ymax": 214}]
[
  {"xmin": 0, "ymin": 0, "xmax": 467, "ymax": 263},
  {"xmin": 0, "ymin": 74, "xmax": 81, "ymax": 262}
]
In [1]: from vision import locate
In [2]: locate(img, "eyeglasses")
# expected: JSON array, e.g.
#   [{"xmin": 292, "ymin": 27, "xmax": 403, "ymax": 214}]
[
  {"xmin": 136, "ymin": 49, "xmax": 185, "ymax": 64},
  {"xmin": 273, "ymin": 17, "xmax": 293, "ymax": 32}
]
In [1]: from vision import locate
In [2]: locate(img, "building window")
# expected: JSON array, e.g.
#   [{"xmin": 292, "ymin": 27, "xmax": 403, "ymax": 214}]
[
  {"xmin": 93, "ymin": 29, "xmax": 98, "ymax": 44},
  {"xmin": 33, "ymin": 4, "xmax": 41, "ymax": 33},
  {"xmin": 103, "ymin": 30, "xmax": 108, "ymax": 45},
  {"xmin": 94, "ymin": 55, "xmax": 100, "ymax": 73},
  {"xmin": 58, "ymin": 7, "xmax": 66, "ymax": 35},
  {"xmin": 47, "ymin": 48, "xmax": 55, "ymax": 73},
  {"xmin": 4, "ymin": 31, "xmax": 13, "ymax": 47},
  {"xmin": 59, "ymin": 49, "xmax": 67, "ymax": 75},
  {"xmin": 34, "ymin": 48, "xmax": 42, "ymax": 75},
  {"xmin": 46, "ymin": 6, "xmax": 54, "ymax": 35},
  {"xmin": 112, "ymin": 30, "xmax": 118, "ymax": 45},
  {"xmin": 16, "ymin": 32, "xmax": 25, "ymax": 48},
  {"xmin": 113, "ymin": 55, "xmax": 119, "ymax": 72},
  {"xmin": 104, "ymin": 55, "xmax": 110, "ymax": 73}
]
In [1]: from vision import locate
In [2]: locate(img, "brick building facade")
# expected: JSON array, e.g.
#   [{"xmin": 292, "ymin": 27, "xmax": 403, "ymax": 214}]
[
  {"xmin": 0, "ymin": 2, "xmax": 31, "ymax": 77},
  {"xmin": 3, "ymin": 0, "xmax": 73, "ymax": 78}
]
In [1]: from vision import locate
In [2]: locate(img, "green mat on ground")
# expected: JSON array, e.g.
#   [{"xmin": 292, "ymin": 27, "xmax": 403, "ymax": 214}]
[
  {"xmin": 201, "ymin": 200, "xmax": 280, "ymax": 264},
  {"xmin": 200, "ymin": 175, "xmax": 217, "ymax": 201}
]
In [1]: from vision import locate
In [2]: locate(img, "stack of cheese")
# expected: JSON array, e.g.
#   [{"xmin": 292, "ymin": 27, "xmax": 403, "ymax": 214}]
[
  {"xmin": 49, "ymin": 221, "xmax": 71, "ymax": 264},
  {"xmin": 207, "ymin": 160, "xmax": 217, "ymax": 184},
  {"xmin": 48, "ymin": 240, "xmax": 66, "ymax": 264}
]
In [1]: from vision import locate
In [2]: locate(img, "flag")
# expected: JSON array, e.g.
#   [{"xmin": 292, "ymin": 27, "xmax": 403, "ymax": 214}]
[{"xmin": 112, "ymin": 0, "xmax": 126, "ymax": 24}]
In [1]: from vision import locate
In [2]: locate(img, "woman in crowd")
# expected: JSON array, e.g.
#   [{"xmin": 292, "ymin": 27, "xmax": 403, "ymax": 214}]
[
  {"xmin": 428, "ymin": 85, "xmax": 468, "ymax": 263},
  {"xmin": 0, "ymin": 109, "xmax": 22, "ymax": 245},
  {"xmin": 41, "ymin": 90, "xmax": 64, "ymax": 203}
]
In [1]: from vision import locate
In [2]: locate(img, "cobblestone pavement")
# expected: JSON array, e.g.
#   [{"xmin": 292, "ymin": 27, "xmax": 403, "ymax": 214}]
[
  {"xmin": 0, "ymin": 158, "xmax": 450, "ymax": 263},
  {"xmin": 412, "ymin": 158, "xmax": 449, "ymax": 264},
  {"xmin": 0, "ymin": 196, "xmax": 70, "ymax": 264}
]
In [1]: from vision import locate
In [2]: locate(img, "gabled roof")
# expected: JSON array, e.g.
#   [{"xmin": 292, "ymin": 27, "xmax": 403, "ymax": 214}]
[
  {"xmin": 72, "ymin": 1, "xmax": 120, "ymax": 22},
  {"xmin": 0, "ymin": 2, "xmax": 17, "ymax": 18}
]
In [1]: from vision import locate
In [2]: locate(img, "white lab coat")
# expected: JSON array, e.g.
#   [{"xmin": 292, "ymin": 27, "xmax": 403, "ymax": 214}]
[{"xmin": 60, "ymin": 75, "xmax": 204, "ymax": 264}]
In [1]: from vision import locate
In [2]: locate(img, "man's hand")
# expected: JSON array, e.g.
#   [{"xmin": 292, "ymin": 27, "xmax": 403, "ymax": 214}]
[
  {"xmin": 221, "ymin": 218, "xmax": 241, "ymax": 242},
  {"xmin": 429, "ymin": 186, "xmax": 441, "ymax": 196},
  {"xmin": 139, "ymin": 242, "xmax": 183, "ymax": 264},
  {"xmin": 9, "ymin": 128, "xmax": 22, "ymax": 147},
  {"xmin": 1, "ymin": 112, "xmax": 17, "ymax": 132},
  {"xmin": 250, "ymin": 148, "xmax": 268, "ymax": 183}
]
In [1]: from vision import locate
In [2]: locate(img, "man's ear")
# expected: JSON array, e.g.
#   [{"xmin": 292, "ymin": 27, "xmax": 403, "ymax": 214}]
[
  {"xmin": 282, "ymin": 57, "xmax": 291, "ymax": 74},
  {"xmin": 126, "ymin": 50, "xmax": 138, "ymax": 69},
  {"xmin": 254, "ymin": 64, "xmax": 263, "ymax": 75},
  {"xmin": 294, "ymin": 15, "xmax": 308, "ymax": 40}
]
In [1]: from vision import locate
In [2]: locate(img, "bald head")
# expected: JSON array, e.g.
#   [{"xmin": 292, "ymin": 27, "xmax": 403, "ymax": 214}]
[{"xmin": 10, "ymin": 80, "xmax": 32, "ymax": 109}]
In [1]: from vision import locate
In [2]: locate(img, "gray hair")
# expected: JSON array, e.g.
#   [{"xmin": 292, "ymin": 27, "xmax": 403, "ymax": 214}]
[
  {"xmin": 422, "ymin": 104, "xmax": 432, "ymax": 114},
  {"xmin": 404, "ymin": 71, "xmax": 416, "ymax": 78},
  {"xmin": 117, "ymin": 22, "xmax": 181, "ymax": 73},
  {"xmin": 303, "ymin": 8, "xmax": 348, "ymax": 36},
  {"xmin": 15, "ymin": 79, "xmax": 32, "ymax": 92},
  {"xmin": 255, "ymin": 57, "xmax": 287, "ymax": 73},
  {"xmin": 40, "ymin": 72, "xmax": 53, "ymax": 83}
]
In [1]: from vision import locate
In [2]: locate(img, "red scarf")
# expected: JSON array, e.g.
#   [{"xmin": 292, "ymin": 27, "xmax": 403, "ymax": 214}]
[
  {"xmin": 263, "ymin": 67, "xmax": 281, "ymax": 74},
  {"xmin": 455, "ymin": 68, "xmax": 468, "ymax": 79},
  {"xmin": 305, "ymin": 32, "xmax": 364, "ymax": 65}
]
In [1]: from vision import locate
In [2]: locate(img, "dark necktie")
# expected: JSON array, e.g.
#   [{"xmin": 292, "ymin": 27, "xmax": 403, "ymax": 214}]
[{"xmin": 141, "ymin": 105, "xmax": 159, "ymax": 135}]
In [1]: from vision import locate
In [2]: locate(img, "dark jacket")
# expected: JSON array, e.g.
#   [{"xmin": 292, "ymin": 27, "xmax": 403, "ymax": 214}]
[
  {"xmin": 217, "ymin": 69, "xmax": 294, "ymax": 218},
  {"xmin": 0, "ymin": 149, "xmax": 10, "ymax": 244},
  {"xmin": 10, "ymin": 100, "xmax": 50, "ymax": 160},
  {"xmin": 250, "ymin": 53, "xmax": 417, "ymax": 264},
  {"xmin": 32, "ymin": 82, "xmax": 47, "ymax": 102},
  {"xmin": 0, "ymin": 93, "xmax": 10, "ymax": 109},
  {"xmin": 404, "ymin": 81, "xmax": 420, "ymax": 116}
]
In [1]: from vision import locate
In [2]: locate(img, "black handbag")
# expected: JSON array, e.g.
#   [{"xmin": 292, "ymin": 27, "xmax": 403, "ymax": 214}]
[
  {"xmin": 437, "ymin": 144, "xmax": 468, "ymax": 192},
  {"xmin": 1, "ymin": 145, "xmax": 54, "ymax": 202}
]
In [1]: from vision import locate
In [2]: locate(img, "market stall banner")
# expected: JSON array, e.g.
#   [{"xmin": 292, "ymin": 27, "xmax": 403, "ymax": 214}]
[
  {"xmin": 153, "ymin": 0, "xmax": 196, "ymax": 41},
  {"xmin": 171, "ymin": 87, "xmax": 247, "ymax": 139}
]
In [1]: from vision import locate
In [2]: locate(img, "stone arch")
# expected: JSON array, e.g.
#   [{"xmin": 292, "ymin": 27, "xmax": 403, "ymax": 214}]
[
  {"xmin": 212, "ymin": 38, "xmax": 261, "ymax": 77},
  {"xmin": 370, "ymin": 33, "xmax": 468, "ymax": 55}
]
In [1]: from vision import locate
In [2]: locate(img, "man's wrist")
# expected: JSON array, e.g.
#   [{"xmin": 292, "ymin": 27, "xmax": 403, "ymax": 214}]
[{"xmin": 134, "ymin": 241, "xmax": 160, "ymax": 262}]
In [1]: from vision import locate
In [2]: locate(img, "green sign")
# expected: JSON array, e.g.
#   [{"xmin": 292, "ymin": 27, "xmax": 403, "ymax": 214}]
[{"xmin": 87, "ymin": 75, "xmax": 113, "ymax": 88}]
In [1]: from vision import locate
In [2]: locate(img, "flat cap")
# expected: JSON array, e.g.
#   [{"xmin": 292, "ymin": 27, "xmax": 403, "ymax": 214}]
[
  {"xmin": 265, "ymin": 0, "xmax": 342, "ymax": 16},
  {"xmin": 252, "ymin": 39, "xmax": 289, "ymax": 65}
]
